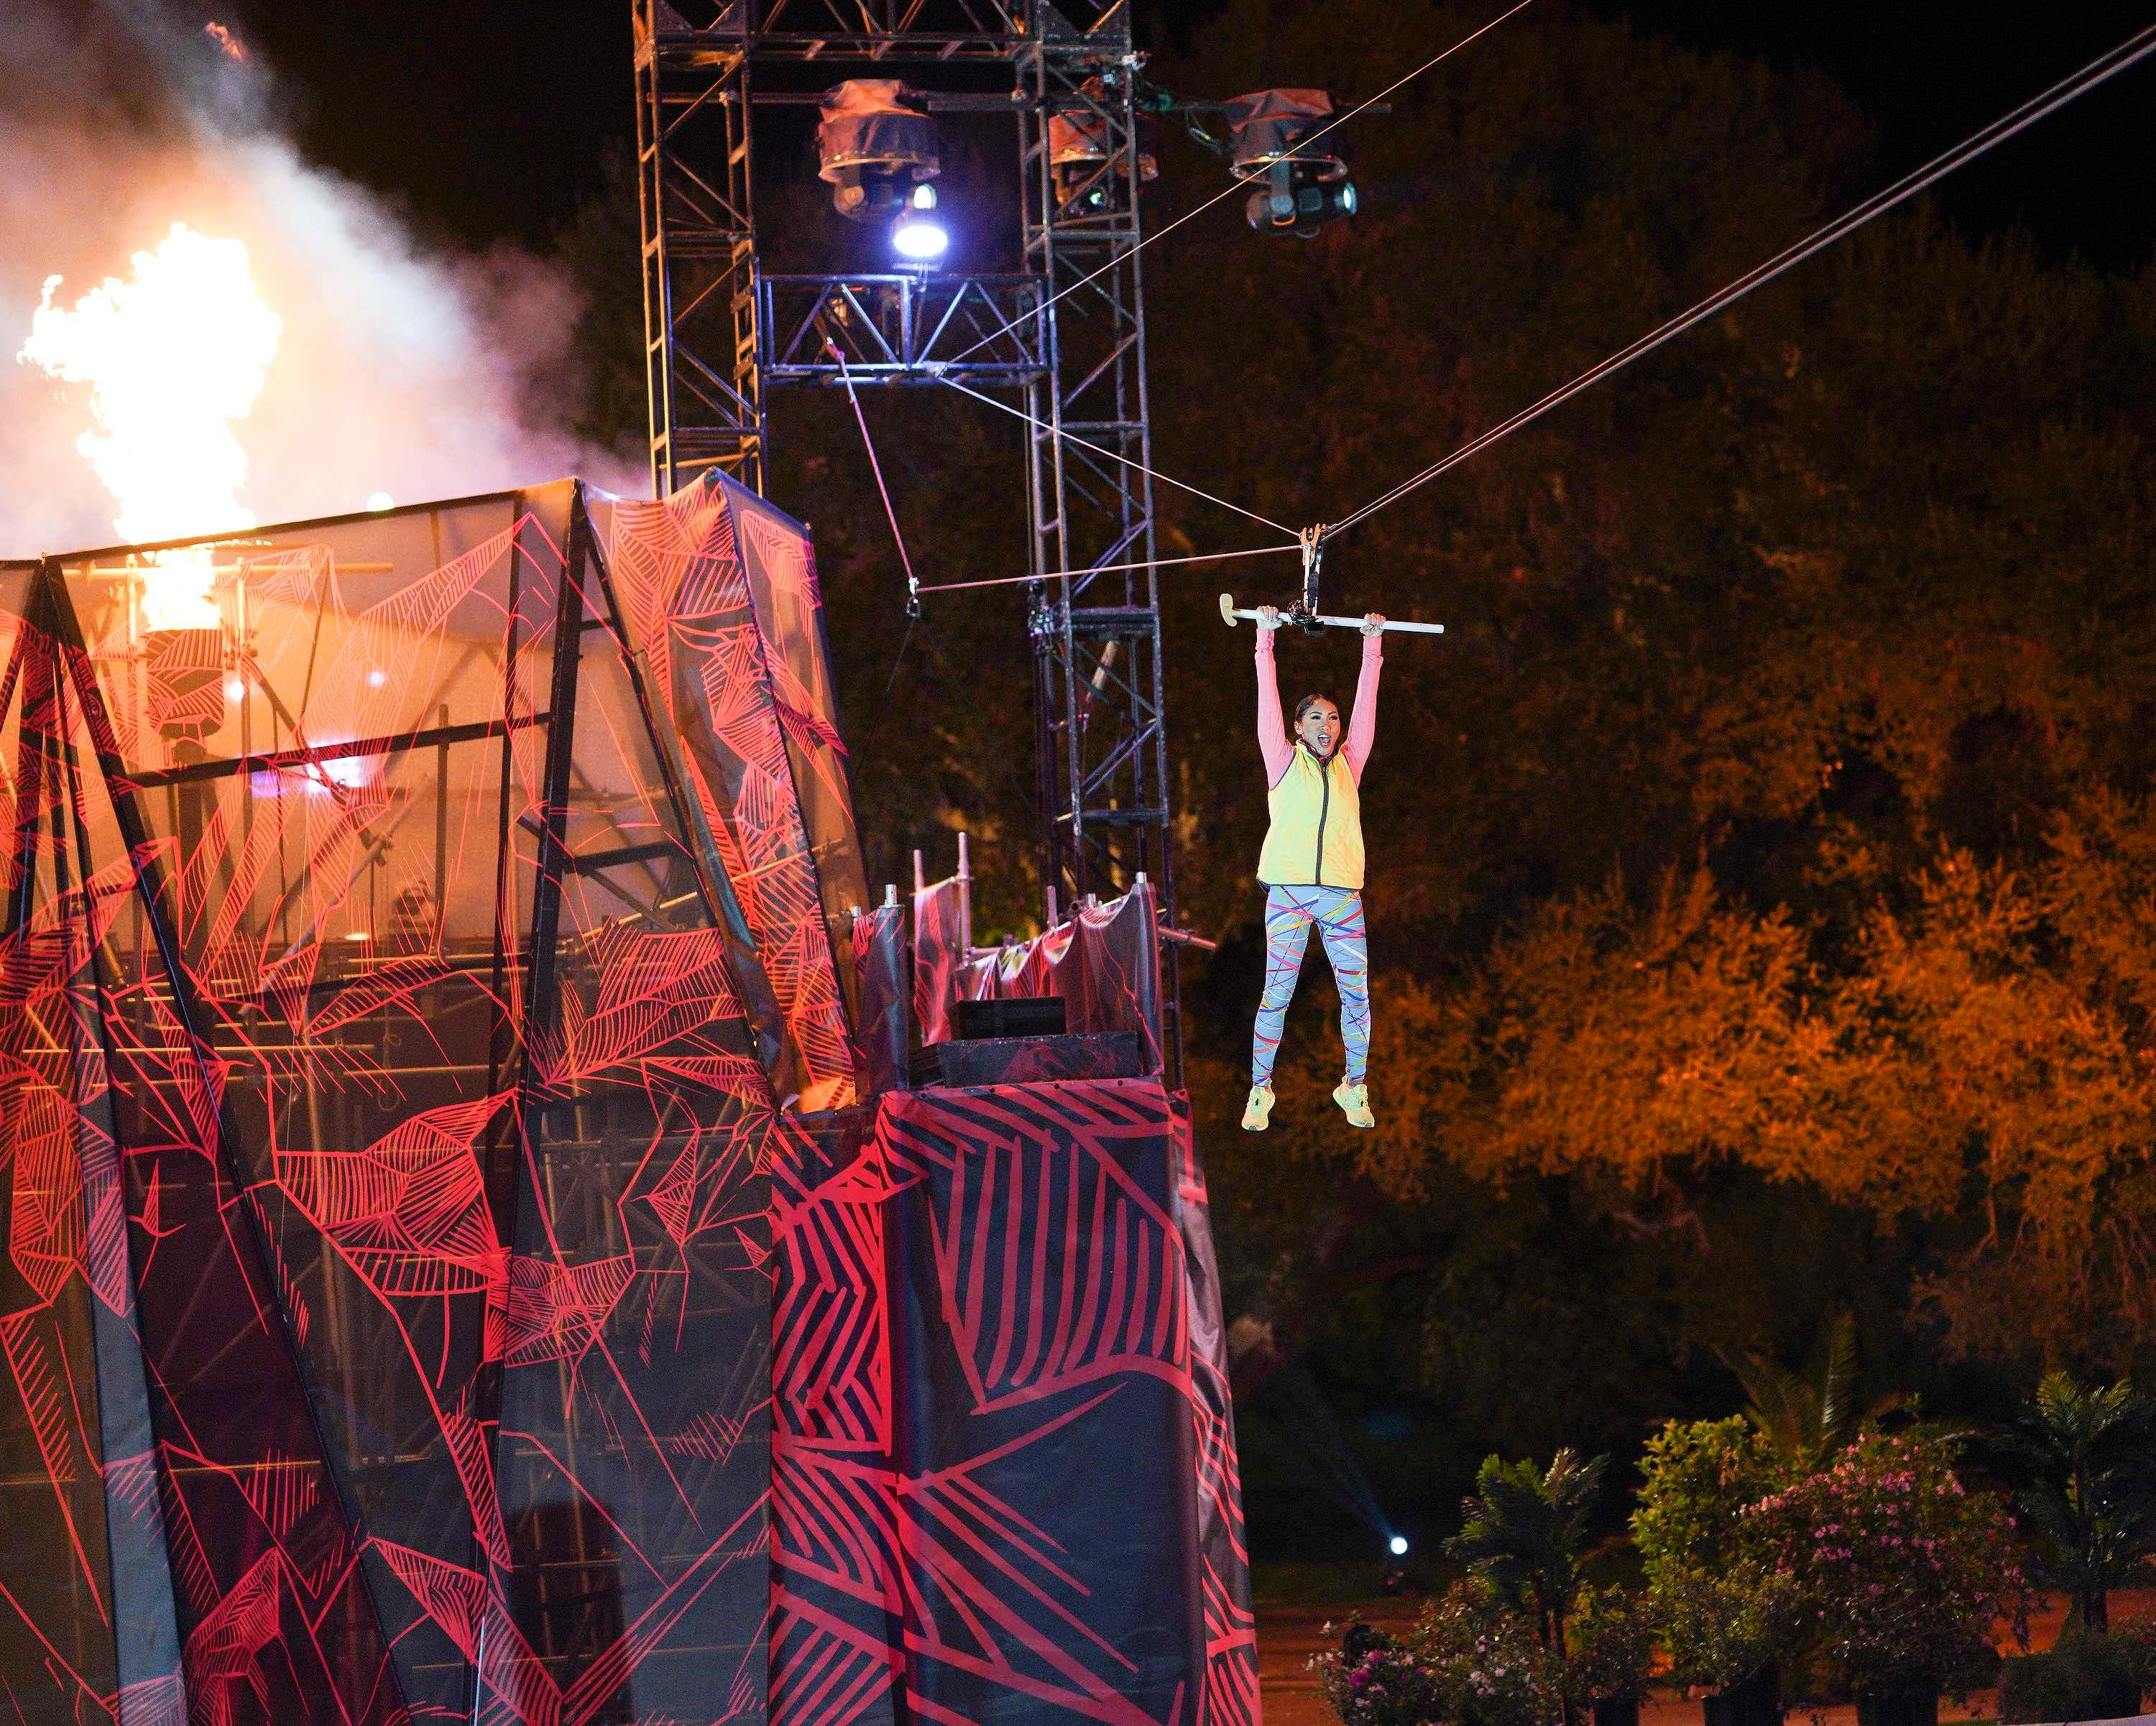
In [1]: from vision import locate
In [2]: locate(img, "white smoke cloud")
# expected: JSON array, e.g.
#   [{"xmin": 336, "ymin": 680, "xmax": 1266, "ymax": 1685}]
[{"xmin": 0, "ymin": 3, "xmax": 643, "ymax": 558}]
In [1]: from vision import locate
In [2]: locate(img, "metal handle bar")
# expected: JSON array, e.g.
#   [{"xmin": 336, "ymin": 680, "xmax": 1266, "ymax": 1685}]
[{"xmin": 1219, "ymin": 593, "xmax": 1445, "ymax": 635}]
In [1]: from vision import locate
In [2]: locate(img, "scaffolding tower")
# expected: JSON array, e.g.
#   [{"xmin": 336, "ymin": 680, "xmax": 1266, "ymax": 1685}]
[{"xmin": 635, "ymin": 0, "xmax": 1179, "ymax": 1055}]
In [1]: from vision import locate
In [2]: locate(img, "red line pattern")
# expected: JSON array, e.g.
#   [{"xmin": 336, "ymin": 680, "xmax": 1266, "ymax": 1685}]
[
  {"xmin": 590, "ymin": 476, "xmax": 870, "ymax": 1112},
  {"xmin": 769, "ymin": 1079, "xmax": 1259, "ymax": 1726},
  {"xmin": 0, "ymin": 478, "xmax": 1254, "ymax": 1726},
  {"xmin": 0, "ymin": 494, "xmax": 783, "ymax": 1723}
]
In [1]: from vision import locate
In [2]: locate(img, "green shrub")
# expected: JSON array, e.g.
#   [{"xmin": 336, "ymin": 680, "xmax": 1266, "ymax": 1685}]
[
  {"xmin": 1635, "ymin": 1418, "xmax": 1796, "ymax": 1688},
  {"xmin": 1996, "ymin": 1629, "xmax": 2145, "ymax": 1723},
  {"xmin": 1565, "ymin": 1583, "xmax": 1659, "ymax": 1702},
  {"xmin": 1632, "ymin": 1418, "xmax": 1784, "ymax": 1584},
  {"xmin": 1650, "ymin": 1563, "xmax": 1800, "ymax": 1689}
]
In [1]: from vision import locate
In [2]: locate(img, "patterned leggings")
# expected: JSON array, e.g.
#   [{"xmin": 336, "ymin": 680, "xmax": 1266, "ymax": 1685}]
[{"xmin": 1251, "ymin": 885, "xmax": 1370, "ymax": 1086}]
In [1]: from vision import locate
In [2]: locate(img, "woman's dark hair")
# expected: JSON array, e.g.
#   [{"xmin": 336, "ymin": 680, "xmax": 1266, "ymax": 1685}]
[{"xmin": 1293, "ymin": 693, "xmax": 1336, "ymax": 725}]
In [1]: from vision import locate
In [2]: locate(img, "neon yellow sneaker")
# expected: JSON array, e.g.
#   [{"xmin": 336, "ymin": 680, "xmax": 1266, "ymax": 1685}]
[
  {"xmin": 1333, "ymin": 1079, "xmax": 1374, "ymax": 1129},
  {"xmin": 1241, "ymin": 1084, "xmax": 1276, "ymax": 1132}
]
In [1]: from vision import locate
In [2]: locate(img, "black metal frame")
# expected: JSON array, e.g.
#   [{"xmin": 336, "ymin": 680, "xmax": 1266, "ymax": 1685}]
[
  {"xmin": 635, "ymin": 0, "xmax": 1181, "ymax": 1066},
  {"xmin": 762, "ymin": 274, "xmax": 1047, "ymax": 383}
]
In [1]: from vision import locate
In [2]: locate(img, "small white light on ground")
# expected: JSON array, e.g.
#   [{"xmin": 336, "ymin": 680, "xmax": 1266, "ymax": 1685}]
[
  {"xmin": 366, "ymin": 492, "xmax": 394, "ymax": 512},
  {"xmin": 366, "ymin": 668, "xmax": 387, "ymax": 688}
]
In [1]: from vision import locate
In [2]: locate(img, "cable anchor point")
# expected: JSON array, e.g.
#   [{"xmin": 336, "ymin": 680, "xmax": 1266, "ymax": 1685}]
[{"xmin": 1291, "ymin": 523, "xmax": 1330, "ymax": 635}]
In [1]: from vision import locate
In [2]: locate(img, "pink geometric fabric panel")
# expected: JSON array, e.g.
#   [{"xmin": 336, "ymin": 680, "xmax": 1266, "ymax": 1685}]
[
  {"xmin": 953, "ymin": 882, "xmax": 1165, "ymax": 1070},
  {"xmin": 590, "ymin": 476, "xmax": 864, "ymax": 1112},
  {"xmin": 767, "ymin": 1077, "xmax": 1260, "ymax": 1726},
  {"xmin": 728, "ymin": 484, "xmax": 873, "ymax": 1022},
  {"xmin": 0, "ymin": 491, "xmax": 780, "ymax": 1725},
  {"xmin": 911, "ymin": 876, "xmax": 967, "ymax": 1047},
  {"xmin": 850, "ymin": 903, "xmax": 909, "ymax": 1097}
]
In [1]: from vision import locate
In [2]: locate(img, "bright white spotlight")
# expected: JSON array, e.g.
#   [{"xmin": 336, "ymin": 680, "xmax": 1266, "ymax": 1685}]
[
  {"xmin": 1388, "ymin": 1535, "xmax": 1409, "ymax": 1557},
  {"xmin": 892, "ymin": 183, "xmax": 948, "ymax": 262},
  {"xmin": 366, "ymin": 491, "xmax": 394, "ymax": 512}
]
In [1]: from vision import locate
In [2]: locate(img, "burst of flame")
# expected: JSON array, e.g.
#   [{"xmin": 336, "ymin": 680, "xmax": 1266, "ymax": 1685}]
[
  {"xmin": 205, "ymin": 22, "xmax": 249, "ymax": 63},
  {"xmin": 137, "ymin": 548, "xmax": 221, "ymax": 631},
  {"xmin": 19, "ymin": 221, "xmax": 282, "ymax": 632}
]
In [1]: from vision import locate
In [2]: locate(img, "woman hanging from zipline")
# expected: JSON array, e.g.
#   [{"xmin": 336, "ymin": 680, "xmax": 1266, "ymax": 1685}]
[{"xmin": 1243, "ymin": 603, "xmax": 1385, "ymax": 1131}]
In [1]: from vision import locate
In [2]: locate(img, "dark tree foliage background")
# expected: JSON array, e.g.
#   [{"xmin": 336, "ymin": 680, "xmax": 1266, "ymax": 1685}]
[{"xmin": 557, "ymin": 0, "xmax": 2156, "ymax": 1560}]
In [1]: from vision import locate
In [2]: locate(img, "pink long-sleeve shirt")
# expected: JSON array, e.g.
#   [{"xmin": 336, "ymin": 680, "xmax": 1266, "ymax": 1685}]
[{"xmin": 1256, "ymin": 628, "xmax": 1382, "ymax": 786}]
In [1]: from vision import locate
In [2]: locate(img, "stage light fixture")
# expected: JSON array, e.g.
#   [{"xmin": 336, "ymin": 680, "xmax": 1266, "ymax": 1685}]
[
  {"xmin": 1226, "ymin": 88, "xmax": 1357, "ymax": 239},
  {"xmin": 1046, "ymin": 78, "xmax": 1158, "ymax": 213},
  {"xmin": 818, "ymin": 79, "xmax": 940, "ymax": 225},
  {"xmin": 1388, "ymin": 1534, "xmax": 1409, "ymax": 1557},
  {"xmin": 890, "ymin": 183, "xmax": 949, "ymax": 262}
]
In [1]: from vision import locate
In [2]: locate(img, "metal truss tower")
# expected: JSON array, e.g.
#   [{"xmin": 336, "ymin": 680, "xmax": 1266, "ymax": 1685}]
[{"xmin": 635, "ymin": 0, "xmax": 1179, "ymax": 1051}]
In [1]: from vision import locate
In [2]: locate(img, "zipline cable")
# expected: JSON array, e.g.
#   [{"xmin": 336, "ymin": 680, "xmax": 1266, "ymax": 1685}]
[
  {"xmin": 829, "ymin": 339, "xmax": 923, "ymax": 613},
  {"xmin": 928, "ymin": 369, "xmax": 1300, "ymax": 540},
  {"xmin": 1327, "ymin": 19, "xmax": 2156, "ymax": 540},
  {"xmin": 913, "ymin": 540, "xmax": 1296, "ymax": 595},
  {"xmin": 939, "ymin": 0, "xmax": 1537, "ymax": 371},
  {"xmin": 921, "ymin": 18, "xmax": 2156, "ymax": 602}
]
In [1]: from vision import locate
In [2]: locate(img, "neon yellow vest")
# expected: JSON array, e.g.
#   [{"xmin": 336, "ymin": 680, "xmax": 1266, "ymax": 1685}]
[{"xmin": 1258, "ymin": 744, "xmax": 1364, "ymax": 890}]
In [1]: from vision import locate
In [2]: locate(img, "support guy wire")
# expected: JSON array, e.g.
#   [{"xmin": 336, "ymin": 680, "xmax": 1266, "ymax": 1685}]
[{"xmin": 1327, "ymin": 19, "xmax": 2156, "ymax": 539}]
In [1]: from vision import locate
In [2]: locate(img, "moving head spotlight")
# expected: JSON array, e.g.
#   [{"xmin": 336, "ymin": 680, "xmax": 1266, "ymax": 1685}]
[
  {"xmin": 1046, "ymin": 78, "xmax": 1158, "ymax": 213},
  {"xmin": 1225, "ymin": 88, "xmax": 1356, "ymax": 239},
  {"xmin": 818, "ymin": 80, "xmax": 940, "ymax": 223}
]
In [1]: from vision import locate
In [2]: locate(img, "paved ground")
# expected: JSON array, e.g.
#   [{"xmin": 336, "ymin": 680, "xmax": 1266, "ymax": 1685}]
[{"xmin": 1254, "ymin": 1590, "xmax": 2156, "ymax": 1726}]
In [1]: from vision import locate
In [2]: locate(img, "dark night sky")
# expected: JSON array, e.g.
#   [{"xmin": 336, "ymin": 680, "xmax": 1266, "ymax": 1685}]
[{"xmin": 221, "ymin": 1, "xmax": 2156, "ymax": 271}]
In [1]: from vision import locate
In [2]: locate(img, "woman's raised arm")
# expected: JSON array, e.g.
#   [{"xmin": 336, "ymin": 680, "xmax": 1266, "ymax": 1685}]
[
  {"xmin": 1344, "ymin": 617, "xmax": 1384, "ymax": 780},
  {"xmin": 1254, "ymin": 607, "xmax": 1293, "ymax": 785}
]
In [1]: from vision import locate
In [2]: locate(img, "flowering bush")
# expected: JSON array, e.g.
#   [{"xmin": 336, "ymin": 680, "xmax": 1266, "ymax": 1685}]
[
  {"xmin": 1313, "ymin": 1620, "xmax": 1445, "ymax": 1726},
  {"xmin": 1751, "ymin": 1430, "xmax": 2032, "ymax": 1688},
  {"xmin": 1419, "ymin": 1583, "xmax": 1565, "ymax": 1726},
  {"xmin": 2121, "ymin": 1617, "xmax": 2156, "ymax": 1691},
  {"xmin": 1313, "ymin": 1588, "xmax": 1563, "ymax": 1726}
]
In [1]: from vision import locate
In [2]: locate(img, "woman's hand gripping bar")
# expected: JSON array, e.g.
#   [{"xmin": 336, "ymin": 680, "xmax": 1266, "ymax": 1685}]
[{"xmin": 1219, "ymin": 593, "xmax": 1447, "ymax": 636}]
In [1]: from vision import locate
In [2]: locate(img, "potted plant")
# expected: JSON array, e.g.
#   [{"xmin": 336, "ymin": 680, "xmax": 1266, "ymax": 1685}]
[
  {"xmin": 1752, "ymin": 1429, "xmax": 2032, "ymax": 1726},
  {"xmin": 1418, "ymin": 1582, "xmax": 1566, "ymax": 1726},
  {"xmin": 1631, "ymin": 1418, "xmax": 1787, "ymax": 1579},
  {"xmin": 1634, "ymin": 1418, "xmax": 1795, "ymax": 1726},
  {"xmin": 1314, "ymin": 1590, "xmax": 1564, "ymax": 1726},
  {"xmin": 1999, "ymin": 1373, "xmax": 2156, "ymax": 1633},
  {"xmin": 1651, "ymin": 1566, "xmax": 1797, "ymax": 1726},
  {"xmin": 1312, "ymin": 1619, "xmax": 1444, "ymax": 1726},
  {"xmin": 1565, "ymin": 1583, "xmax": 1659, "ymax": 1726},
  {"xmin": 1445, "ymin": 1449, "xmax": 1609, "ymax": 1661}
]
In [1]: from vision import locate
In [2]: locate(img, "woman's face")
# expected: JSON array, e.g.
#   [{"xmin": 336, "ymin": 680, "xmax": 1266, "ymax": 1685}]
[{"xmin": 1296, "ymin": 698, "xmax": 1340, "ymax": 759}]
